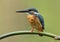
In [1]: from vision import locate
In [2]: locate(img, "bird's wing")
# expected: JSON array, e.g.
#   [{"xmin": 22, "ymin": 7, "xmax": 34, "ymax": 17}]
[{"xmin": 34, "ymin": 13, "xmax": 44, "ymax": 29}]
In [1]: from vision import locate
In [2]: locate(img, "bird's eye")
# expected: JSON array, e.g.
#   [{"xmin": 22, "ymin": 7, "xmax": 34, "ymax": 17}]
[{"xmin": 28, "ymin": 12, "xmax": 32, "ymax": 14}]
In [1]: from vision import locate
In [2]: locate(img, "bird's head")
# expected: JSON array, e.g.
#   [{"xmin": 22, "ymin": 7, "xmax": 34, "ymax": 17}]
[{"xmin": 16, "ymin": 8, "xmax": 39, "ymax": 14}]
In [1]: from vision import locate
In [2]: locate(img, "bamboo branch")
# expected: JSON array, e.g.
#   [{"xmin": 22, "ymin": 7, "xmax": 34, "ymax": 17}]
[{"xmin": 0, "ymin": 31, "xmax": 60, "ymax": 40}]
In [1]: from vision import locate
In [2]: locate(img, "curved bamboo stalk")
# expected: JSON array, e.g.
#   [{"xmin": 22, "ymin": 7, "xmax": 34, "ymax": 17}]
[{"xmin": 0, "ymin": 31, "xmax": 60, "ymax": 40}]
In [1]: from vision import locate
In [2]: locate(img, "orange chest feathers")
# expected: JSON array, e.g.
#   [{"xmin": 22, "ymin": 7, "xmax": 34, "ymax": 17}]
[
  {"xmin": 26, "ymin": 14, "xmax": 42, "ymax": 31},
  {"xmin": 27, "ymin": 15, "xmax": 36, "ymax": 23},
  {"xmin": 26, "ymin": 15, "xmax": 41, "ymax": 25}
]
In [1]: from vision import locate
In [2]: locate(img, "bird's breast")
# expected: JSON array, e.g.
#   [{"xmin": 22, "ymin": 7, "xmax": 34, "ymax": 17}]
[{"xmin": 27, "ymin": 15, "xmax": 36, "ymax": 23}]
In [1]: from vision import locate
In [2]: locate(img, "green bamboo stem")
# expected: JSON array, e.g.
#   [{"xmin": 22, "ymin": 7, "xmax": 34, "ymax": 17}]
[{"xmin": 0, "ymin": 31, "xmax": 60, "ymax": 40}]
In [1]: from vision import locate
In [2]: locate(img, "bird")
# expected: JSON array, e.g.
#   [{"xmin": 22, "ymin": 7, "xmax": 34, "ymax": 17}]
[{"xmin": 16, "ymin": 8, "xmax": 44, "ymax": 33}]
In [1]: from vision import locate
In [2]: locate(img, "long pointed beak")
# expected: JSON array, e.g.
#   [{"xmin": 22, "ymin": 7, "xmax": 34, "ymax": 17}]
[{"xmin": 16, "ymin": 10, "xmax": 29, "ymax": 13}]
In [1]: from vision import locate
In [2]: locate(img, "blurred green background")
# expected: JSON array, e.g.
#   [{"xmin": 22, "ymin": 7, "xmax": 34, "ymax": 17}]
[{"xmin": 0, "ymin": 0, "xmax": 60, "ymax": 42}]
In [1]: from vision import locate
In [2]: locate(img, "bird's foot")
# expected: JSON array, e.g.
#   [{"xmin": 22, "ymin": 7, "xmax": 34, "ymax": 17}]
[
  {"xmin": 38, "ymin": 34, "xmax": 43, "ymax": 36},
  {"xmin": 38, "ymin": 31, "xmax": 43, "ymax": 36}
]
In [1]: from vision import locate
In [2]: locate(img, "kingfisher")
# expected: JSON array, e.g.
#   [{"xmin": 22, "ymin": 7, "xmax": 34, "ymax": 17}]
[{"xmin": 16, "ymin": 8, "xmax": 44, "ymax": 33}]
